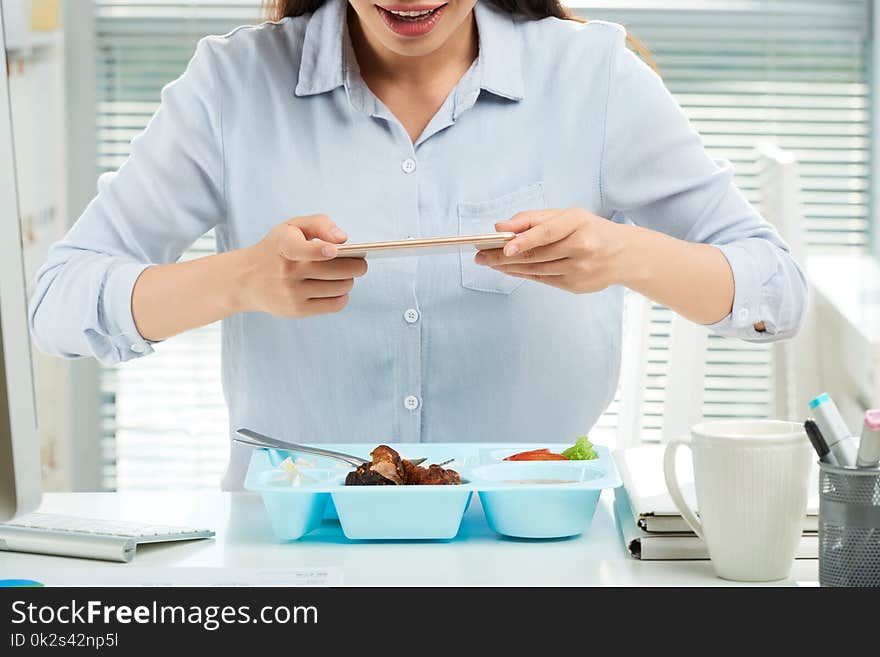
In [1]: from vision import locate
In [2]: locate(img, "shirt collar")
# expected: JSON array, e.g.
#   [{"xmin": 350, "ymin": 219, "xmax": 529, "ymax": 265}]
[
  {"xmin": 472, "ymin": 1, "xmax": 524, "ymax": 101},
  {"xmin": 294, "ymin": 0, "xmax": 525, "ymax": 102},
  {"xmin": 294, "ymin": 0, "xmax": 348, "ymax": 96}
]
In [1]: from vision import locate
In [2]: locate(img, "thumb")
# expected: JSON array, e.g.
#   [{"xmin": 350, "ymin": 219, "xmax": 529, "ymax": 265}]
[
  {"xmin": 294, "ymin": 214, "xmax": 348, "ymax": 244},
  {"xmin": 276, "ymin": 223, "xmax": 335, "ymax": 262}
]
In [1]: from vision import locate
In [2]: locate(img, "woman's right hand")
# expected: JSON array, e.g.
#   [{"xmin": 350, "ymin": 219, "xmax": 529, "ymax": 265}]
[{"xmin": 235, "ymin": 214, "xmax": 367, "ymax": 318}]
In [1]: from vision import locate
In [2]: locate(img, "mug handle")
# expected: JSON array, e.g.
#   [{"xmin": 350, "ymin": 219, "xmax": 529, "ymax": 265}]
[{"xmin": 663, "ymin": 436, "xmax": 703, "ymax": 539}]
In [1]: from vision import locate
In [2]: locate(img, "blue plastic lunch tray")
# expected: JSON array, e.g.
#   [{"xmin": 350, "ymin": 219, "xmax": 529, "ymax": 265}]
[{"xmin": 244, "ymin": 442, "xmax": 621, "ymax": 541}]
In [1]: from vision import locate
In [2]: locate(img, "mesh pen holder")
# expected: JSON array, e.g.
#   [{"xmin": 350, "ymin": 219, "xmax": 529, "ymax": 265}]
[{"xmin": 818, "ymin": 463, "xmax": 880, "ymax": 587}]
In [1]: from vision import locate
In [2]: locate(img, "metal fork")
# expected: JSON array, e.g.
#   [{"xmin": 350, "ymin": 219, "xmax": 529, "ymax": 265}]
[{"xmin": 234, "ymin": 428, "xmax": 455, "ymax": 468}]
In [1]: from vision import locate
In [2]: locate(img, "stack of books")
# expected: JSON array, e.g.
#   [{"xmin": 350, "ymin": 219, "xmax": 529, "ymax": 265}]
[{"xmin": 612, "ymin": 445, "xmax": 819, "ymax": 560}]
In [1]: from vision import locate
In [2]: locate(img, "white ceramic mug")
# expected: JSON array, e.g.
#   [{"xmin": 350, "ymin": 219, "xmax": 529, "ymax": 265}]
[{"xmin": 663, "ymin": 420, "xmax": 812, "ymax": 581}]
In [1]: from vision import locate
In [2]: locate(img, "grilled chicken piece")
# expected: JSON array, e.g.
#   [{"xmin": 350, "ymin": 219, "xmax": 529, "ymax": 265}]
[
  {"xmin": 369, "ymin": 445, "xmax": 405, "ymax": 485},
  {"xmin": 402, "ymin": 460, "xmax": 462, "ymax": 485},
  {"xmin": 401, "ymin": 459, "xmax": 426, "ymax": 484},
  {"xmin": 345, "ymin": 445, "xmax": 462, "ymax": 486},
  {"xmin": 421, "ymin": 464, "xmax": 462, "ymax": 485},
  {"xmin": 345, "ymin": 444, "xmax": 405, "ymax": 486},
  {"xmin": 345, "ymin": 464, "xmax": 395, "ymax": 486}
]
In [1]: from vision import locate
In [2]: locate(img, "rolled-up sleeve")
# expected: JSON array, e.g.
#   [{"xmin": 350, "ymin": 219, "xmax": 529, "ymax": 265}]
[
  {"xmin": 598, "ymin": 23, "xmax": 807, "ymax": 341},
  {"xmin": 29, "ymin": 38, "xmax": 226, "ymax": 364}
]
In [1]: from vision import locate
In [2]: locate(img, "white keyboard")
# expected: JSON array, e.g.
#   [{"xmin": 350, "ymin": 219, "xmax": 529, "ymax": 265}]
[{"xmin": 0, "ymin": 513, "xmax": 215, "ymax": 562}]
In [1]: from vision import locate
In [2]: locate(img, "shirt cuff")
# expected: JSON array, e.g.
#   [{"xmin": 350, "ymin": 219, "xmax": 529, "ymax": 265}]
[
  {"xmin": 100, "ymin": 261, "xmax": 155, "ymax": 361},
  {"xmin": 706, "ymin": 242, "xmax": 775, "ymax": 340}
]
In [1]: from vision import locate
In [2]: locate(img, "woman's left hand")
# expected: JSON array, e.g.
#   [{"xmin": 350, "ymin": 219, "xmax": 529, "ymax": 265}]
[{"xmin": 474, "ymin": 208, "xmax": 635, "ymax": 294}]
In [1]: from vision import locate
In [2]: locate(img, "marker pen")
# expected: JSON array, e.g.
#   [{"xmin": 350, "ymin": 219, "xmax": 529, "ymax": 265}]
[
  {"xmin": 809, "ymin": 393, "xmax": 857, "ymax": 467},
  {"xmin": 804, "ymin": 418, "xmax": 838, "ymax": 466},
  {"xmin": 855, "ymin": 410, "xmax": 880, "ymax": 469}
]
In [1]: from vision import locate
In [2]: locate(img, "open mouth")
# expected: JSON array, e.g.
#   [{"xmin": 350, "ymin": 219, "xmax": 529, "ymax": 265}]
[{"xmin": 376, "ymin": 3, "xmax": 448, "ymax": 37}]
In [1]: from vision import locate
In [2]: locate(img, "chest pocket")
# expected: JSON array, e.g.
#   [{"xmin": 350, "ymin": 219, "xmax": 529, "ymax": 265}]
[{"xmin": 458, "ymin": 182, "xmax": 546, "ymax": 295}]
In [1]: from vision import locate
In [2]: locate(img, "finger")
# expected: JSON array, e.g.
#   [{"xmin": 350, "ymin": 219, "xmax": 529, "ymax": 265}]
[
  {"xmin": 503, "ymin": 212, "xmax": 580, "ymax": 257},
  {"xmin": 277, "ymin": 224, "xmax": 336, "ymax": 262},
  {"xmin": 305, "ymin": 294, "xmax": 350, "ymax": 315},
  {"xmin": 494, "ymin": 209, "xmax": 558, "ymax": 234},
  {"xmin": 492, "ymin": 261, "xmax": 572, "ymax": 276},
  {"xmin": 475, "ymin": 239, "xmax": 571, "ymax": 266},
  {"xmin": 301, "ymin": 257, "xmax": 368, "ymax": 280},
  {"xmin": 301, "ymin": 278, "xmax": 355, "ymax": 299},
  {"xmin": 292, "ymin": 214, "xmax": 348, "ymax": 244}
]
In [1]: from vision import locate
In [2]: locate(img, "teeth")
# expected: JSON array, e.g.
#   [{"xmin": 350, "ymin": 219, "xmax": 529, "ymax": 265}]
[{"xmin": 389, "ymin": 9, "xmax": 434, "ymax": 17}]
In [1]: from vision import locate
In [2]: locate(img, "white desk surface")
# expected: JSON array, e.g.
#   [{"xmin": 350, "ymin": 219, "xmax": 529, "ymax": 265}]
[{"xmin": 0, "ymin": 491, "xmax": 818, "ymax": 587}]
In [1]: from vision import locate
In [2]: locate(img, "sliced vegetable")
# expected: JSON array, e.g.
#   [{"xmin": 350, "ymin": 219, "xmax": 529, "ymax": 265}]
[
  {"xmin": 517, "ymin": 453, "xmax": 569, "ymax": 461},
  {"xmin": 504, "ymin": 449, "xmax": 568, "ymax": 461},
  {"xmin": 503, "ymin": 448, "xmax": 550, "ymax": 459},
  {"xmin": 562, "ymin": 436, "xmax": 598, "ymax": 461}
]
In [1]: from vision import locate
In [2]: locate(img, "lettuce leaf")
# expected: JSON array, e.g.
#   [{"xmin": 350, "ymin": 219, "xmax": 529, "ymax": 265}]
[{"xmin": 562, "ymin": 436, "xmax": 597, "ymax": 461}]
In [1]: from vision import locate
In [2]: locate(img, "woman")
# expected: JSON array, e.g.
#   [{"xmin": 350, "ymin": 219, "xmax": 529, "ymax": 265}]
[{"xmin": 30, "ymin": 0, "xmax": 807, "ymax": 490}]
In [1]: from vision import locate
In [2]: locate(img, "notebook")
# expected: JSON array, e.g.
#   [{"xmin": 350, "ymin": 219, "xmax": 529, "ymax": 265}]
[
  {"xmin": 612, "ymin": 445, "xmax": 819, "ymax": 534},
  {"xmin": 613, "ymin": 487, "xmax": 817, "ymax": 560}
]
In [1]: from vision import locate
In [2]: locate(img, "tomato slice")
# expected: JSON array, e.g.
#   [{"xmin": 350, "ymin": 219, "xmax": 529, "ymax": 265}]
[
  {"xmin": 520, "ymin": 453, "xmax": 569, "ymax": 461},
  {"xmin": 503, "ymin": 448, "xmax": 550, "ymax": 461},
  {"xmin": 504, "ymin": 450, "xmax": 568, "ymax": 461}
]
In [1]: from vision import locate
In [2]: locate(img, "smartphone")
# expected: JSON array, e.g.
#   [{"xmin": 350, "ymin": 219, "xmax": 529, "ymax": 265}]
[{"xmin": 334, "ymin": 232, "xmax": 516, "ymax": 259}]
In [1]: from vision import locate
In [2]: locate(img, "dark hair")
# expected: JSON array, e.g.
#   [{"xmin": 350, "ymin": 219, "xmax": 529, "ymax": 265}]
[{"xmin": 264, "ymin": 0, "xmax": 657, "ymax": 72}]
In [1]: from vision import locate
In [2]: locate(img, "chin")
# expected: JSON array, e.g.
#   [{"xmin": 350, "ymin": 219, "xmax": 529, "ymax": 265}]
[{"xmin": 378, "ymin": 32, "xmax": 449, "ymax": 57}]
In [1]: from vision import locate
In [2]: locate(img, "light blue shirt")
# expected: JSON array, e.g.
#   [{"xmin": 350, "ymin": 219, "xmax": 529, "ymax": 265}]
[{"xmin": 29, "ymin": 0, "xmax": 807, "ymax": 489}]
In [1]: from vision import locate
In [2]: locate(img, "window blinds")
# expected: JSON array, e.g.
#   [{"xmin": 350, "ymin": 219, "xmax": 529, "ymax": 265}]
[
  {"xmin": 95, "ymin": 1, "xmax": 260, "ymax": 489},
  {"xmin": 573, "ymin": 0, "xmax": 871, "ymax": 441},
  {"xmin": 94, "ymin": 0, "xmax": 872, "ymax": 488}
]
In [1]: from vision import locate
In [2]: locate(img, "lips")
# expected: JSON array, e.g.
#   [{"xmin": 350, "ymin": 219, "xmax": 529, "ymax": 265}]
[{"xmin": 376, "ymin": 3, "xmax": 448, "ymax": 37}]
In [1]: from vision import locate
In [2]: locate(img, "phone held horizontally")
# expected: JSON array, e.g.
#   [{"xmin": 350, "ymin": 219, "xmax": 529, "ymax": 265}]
[{"xmin": 334, "ymin": 233, "xmax": 516, "ymax": 259}]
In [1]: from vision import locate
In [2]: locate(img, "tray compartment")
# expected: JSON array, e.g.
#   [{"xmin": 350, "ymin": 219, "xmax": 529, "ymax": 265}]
[
  {"xmin": 479, "ymin": 486, "xmax": 600, "ymax": 538},
  {"xmin": 331, "ymin": 486, "xmax": 473, "ymax": 540},
  {"xmin": 472, "ymin": 446, "xmax": 620, "ymax": 538},
  {"xmin": 260, "ymin": 490, "xmax": 330, "ymax": 541},
  {"xmin": 265, "ymin": 443, "xmax": 480, "ymax": 522},
  {"xmin": 244, "ymin": 449, "xmax": 340, "ymax": 540}
]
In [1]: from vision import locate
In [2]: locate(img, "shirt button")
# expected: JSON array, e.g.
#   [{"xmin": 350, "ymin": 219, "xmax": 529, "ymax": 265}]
[
  {"xmin": 737, "ymin": 308, "xmax": 750, "ymax": 322},
  {"xmin": 403, "ymin": 309, "xmax": 420, "ymax": 324},
  {"xmin": 404, "ymin": 395, "xmax": 420, "ymax": 411},
  {"xmin": 401, "ymin": 157, "xmax": 417, "ymax": 174},
  {"xmin": 130, "ymin": 342, "xmax": 147, "ymax": 354}
]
